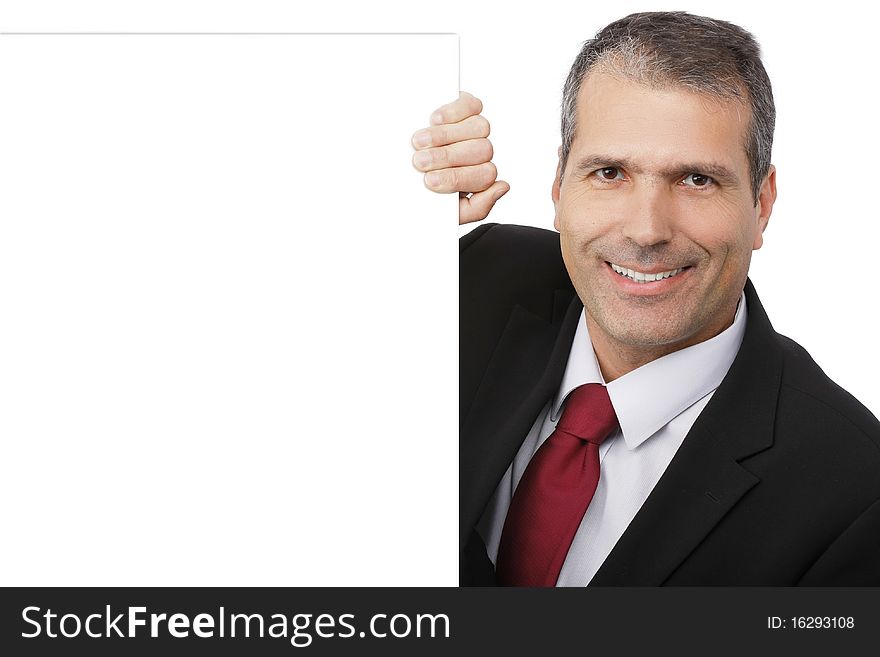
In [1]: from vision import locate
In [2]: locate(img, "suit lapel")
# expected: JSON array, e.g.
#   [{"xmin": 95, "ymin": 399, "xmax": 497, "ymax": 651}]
[
  {"xmin": 460, "ymin": 289, "xmax": 582, "ymax": 551},
  {"xmin": 590, "ymin": 280, "xmax": 783, "ymax": 585}
]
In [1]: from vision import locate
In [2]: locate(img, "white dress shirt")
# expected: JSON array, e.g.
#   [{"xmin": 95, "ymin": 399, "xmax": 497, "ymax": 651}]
[{"xmin": 476, "ymin": 292, "xmax": 748, "ymax": 586}]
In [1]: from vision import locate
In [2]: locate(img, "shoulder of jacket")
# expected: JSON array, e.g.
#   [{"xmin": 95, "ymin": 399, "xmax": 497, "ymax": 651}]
[
  {"xmin": 460, "ymin": 222, "xmax": 560, "ymax": 254},
  {"xmin": 460, "ymin": 223, "xmax": 567, "ymax": 281},
  {"xmin": 776, "ymin": 333, "xmax": 880, "ymax": 452}
]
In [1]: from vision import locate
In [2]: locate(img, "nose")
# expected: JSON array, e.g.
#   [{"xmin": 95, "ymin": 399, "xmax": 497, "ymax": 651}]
[{"xmin": 620, "ymin": 182, "xmax": 675, "ymax": 247}]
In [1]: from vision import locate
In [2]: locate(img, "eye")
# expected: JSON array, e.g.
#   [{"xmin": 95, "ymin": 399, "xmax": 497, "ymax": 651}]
[
  {"xmin": 594, "ymin": 167, "xmax": 625, "ymax": 181},
  {"xmin": 681, "ymin": 173, "xmax": 714, "ymax": 188}
]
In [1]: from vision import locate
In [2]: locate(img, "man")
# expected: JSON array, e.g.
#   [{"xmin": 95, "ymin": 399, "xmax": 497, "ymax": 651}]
[{"xmin": 413, "ymin": 12, "xmax": 880, "ymax": 586}]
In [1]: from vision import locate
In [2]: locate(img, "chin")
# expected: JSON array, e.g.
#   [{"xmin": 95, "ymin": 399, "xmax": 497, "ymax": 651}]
[
  {"xmin": 608, "ymin": 325, "xmax": 690, "ymax": 349},
  {"xmin": 594, "ymin": 307, "xmax": 702, "ymax": 349}
]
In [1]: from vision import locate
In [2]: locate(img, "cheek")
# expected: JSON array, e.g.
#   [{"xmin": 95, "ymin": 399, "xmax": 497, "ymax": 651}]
[
  {"xmin": 681, "ymin": 197, "xmax": 757, "ymax": 256},
  {"xmin": 558, "ymin": 193, "xmax": 612, "ymax": 239},
  {"xmin": 684, "ymin": 229, "xmax": 743, "ymax": 270}
]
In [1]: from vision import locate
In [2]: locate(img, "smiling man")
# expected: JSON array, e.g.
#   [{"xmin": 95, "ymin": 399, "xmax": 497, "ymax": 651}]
[
  {"xmin": 554, "ymin": 66, "xmax": 775, "ymax": 381},
  {"xmin": 414, "ymin": 12, "xmax": 880, "ymax": 586}
]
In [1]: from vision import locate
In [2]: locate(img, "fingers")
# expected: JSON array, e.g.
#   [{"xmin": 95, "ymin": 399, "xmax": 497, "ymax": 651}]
[
  {"xmin": 429, "ymin": 91, "xmax": 483, "ymax": 125},
  {"xmin": 459, "ymin": 181, "xmax": 510, "ymax": 225},
  {"xmin": 411, "ymin": 90, "xmax": 508, "ymax": 224},
  {"xmin": 423, "ymin": 162, "xmax": 498, "ymax": 194},
  {"xmin": 411, "ymin": 114, "xmax": 490, "ymax": 149},
  {"xmin": 411, "ymin": 138, "xmax": 493, "ymax": 172}
]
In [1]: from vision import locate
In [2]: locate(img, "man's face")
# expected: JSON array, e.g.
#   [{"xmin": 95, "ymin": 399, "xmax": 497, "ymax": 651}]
[{"xmin": 552, "ymin": 71, "xmax": 776, "ymax": 366}]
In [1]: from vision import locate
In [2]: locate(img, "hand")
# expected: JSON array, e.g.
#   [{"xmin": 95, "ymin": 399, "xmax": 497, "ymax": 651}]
[{"xmin": 411, "ymin": 92, "xmax": 510, "ymax": 225}]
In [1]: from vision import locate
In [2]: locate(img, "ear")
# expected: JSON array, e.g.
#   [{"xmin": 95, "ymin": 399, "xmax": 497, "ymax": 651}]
[
  {"xmin": 752, "ymin": 165, "xmax": 777, "ymax": 250},
  {"xmin": 552, "ymin": 146, "xmax": 563, "ymax": 231}
]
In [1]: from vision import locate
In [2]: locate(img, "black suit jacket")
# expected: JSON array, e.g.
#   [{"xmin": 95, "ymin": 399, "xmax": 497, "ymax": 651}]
[{"xmin": 461, "ymin": 223, "xmax": 880, "ymax": 586}]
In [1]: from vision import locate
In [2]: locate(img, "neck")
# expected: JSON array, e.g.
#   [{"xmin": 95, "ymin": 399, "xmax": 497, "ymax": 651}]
[{"xmin": 588, "ymin": 306, "xmax": 738, "ymax": 383}]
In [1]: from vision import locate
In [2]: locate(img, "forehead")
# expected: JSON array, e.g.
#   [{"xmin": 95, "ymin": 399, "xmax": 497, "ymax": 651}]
[{"xmin": 572, "ymin": 71, "xmax": 751, "ymax": 174}]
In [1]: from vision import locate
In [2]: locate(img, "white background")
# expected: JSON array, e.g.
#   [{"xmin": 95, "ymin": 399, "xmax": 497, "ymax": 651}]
[{"xmin": 2, "ymin": 0, "xmax": 879, "ymax": 584}]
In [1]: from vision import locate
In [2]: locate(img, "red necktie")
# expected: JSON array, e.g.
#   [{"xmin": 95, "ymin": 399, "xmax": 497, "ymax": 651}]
[{"xmin": 496, "ymin": 383, "xmax": 618, "ymax": 587}]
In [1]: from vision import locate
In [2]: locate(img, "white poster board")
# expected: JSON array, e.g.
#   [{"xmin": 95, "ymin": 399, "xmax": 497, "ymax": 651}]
[{"xmin": 0, "ymin": 34, "xmax": 459, "ymax": 586}]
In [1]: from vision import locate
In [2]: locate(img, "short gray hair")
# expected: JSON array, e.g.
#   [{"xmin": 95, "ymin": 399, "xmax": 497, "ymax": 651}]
[{"xmin": 560, "ymin": 12, "xmax": 775, "ymax": 202}]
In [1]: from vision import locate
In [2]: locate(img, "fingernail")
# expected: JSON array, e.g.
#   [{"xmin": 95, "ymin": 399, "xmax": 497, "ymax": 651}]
[
  {"xmin": 412, "ymin": 130, "xmax": 432, "ymax": 148},
  {"xmin": 413, "ymin": 151, "xmax": 432, "ymax": 169},
  {"xmin": 426, "ymin": 171, "xmax": 441, "ymax": 188},
  {"xmin": 430, "ymin": 112, "xmax": 443, "ymax": 125}
]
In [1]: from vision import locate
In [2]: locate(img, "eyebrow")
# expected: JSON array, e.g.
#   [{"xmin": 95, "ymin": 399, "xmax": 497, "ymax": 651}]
[{"xmin": 572, "ymin": 154, "xmax": 741, "ymax": 187}]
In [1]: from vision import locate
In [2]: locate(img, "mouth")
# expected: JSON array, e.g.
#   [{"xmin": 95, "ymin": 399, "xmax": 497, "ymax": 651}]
[{"xmin": 608, "ymin": 262, "xmax": 690, "ymax": 284}]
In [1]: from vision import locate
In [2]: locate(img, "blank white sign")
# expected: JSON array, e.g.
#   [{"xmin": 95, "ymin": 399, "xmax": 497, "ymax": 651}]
[{"xmin": 0, "ymin": 34, "xmax": 458, "ymax": 586}]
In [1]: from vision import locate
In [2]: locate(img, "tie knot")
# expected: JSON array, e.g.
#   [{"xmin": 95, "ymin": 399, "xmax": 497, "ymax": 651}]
[{"xmin": 555, "ymin": 383, "xmax": 618, "ymax": 445}]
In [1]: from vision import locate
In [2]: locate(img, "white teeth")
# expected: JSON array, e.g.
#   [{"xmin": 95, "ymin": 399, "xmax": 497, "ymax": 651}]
[{"xmin": 609, "ymin": 262, "xmax": 684, "ymax": 283}]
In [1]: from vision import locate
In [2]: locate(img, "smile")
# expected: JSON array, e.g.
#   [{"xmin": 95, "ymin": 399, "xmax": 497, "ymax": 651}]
[{"xmin": 609, "ymin": 262, "xmax": 686, "ymax": 283}]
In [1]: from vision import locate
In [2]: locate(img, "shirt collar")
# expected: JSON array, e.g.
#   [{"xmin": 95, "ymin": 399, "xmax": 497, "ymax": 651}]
[{"xmin": 551, "ymin": 291, "xmax": 748, "ymax": 450}]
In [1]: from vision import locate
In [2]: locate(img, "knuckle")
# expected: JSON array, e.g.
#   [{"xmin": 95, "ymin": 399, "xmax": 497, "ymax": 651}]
[
  {"xmin": 448, "ymin": 168, "xmax": 460, "ymax": 190},
  {"xmin": 467, "ymin": 114, "xmax": 490, "ymax": 139},
  {"xmin": 433, "ymin": 126, "xmax": 448, "ymax": 145},
  {"xmin": 478, "ymin": 138, "xmax": 494, "ymax": 161},
  {"xmin": 473, "ymin": 163, "xmax": 496, "ymax": 191},
  {"xmin": 457, "ymin": 138, "xmax": 492, "ymax": 167}
]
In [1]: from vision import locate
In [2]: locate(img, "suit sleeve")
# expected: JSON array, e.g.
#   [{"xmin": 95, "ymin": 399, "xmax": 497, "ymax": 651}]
[{"xmin": 797, "ymin": 497, "xmax": 880, "ymax": 585}]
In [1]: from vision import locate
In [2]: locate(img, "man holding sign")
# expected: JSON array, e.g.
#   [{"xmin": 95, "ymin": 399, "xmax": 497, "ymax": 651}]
[{"xmin": 414, "ymin": 12, "xmax": 880, "ymax": 586}]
